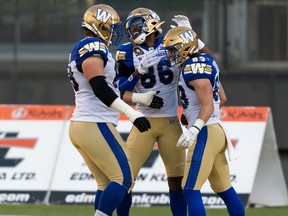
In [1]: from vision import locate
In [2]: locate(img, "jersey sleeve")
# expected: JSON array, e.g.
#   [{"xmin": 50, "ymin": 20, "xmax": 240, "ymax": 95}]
[
  {"xmin": 75, "ymin": 38, "xmax": 109, "ymax": 73},
  {"xmin": 115, "ymin": 42, "xmax": 135, "ymax": 77}
]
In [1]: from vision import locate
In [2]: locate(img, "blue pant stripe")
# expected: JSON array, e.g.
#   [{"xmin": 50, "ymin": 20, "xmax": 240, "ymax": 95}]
[
  {"xmin": 97, "ymin": 123, "xmax": 132, "ymax": 190},
  {"xmin": 185, "ymin": 126, "xmax": 208, "ymax": 189}
]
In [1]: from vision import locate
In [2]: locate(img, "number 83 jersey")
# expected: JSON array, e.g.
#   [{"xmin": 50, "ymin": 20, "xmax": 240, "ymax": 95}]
[
  {"xmin": 179, "ymin": 53, "xmax": 221, "ymax": 126},
  {"xmin": 116, "ymin": 36, "xmax": 180, "ymax": 118}
]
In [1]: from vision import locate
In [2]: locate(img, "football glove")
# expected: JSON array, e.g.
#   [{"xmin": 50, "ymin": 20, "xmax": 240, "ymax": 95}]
[
  {"xmin": 148, "ymin": 91, "xmax": 164, "ymax": 109},
  {"xmin": 177, "ymin": 126, "xmax": 199, "ymax": 148},
  {"xmin": 176, "ymin": 119, "xmax": 204, "ymax": 148},
  {"xmin": 180, "ymin": 113, "xmax": 188, "ymax": 128},
  {"xmin": 136, "ymin": 51, "xmax": 159, "ymax": 75},
  {"xmin": 110, "ymin": 98, "xmax": 151, "ymax": 132},
  {"xmin": 132, "ymin": 91, "xmax": 164, "ymax": 109},
  {"xmin": 133, "ymin": 116, "xmax": 151, "ymax": 133},
  {"xmin": 170, "ymin": 15, "xmax": 192, "ymax": 29}
]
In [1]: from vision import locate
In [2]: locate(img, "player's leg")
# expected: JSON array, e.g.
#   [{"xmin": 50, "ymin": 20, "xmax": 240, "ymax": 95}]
[
  {"xmin": 116, "ymin": 192, "xmax": 132, "ymax": 216},
  {"xmin": 182, "ymin": 126, "xmax": 211, "ymax": 216},
  {"xmin": 70, "ymin": 122, "xmax": 133, "ymax": 216},
  {"xmin": 217, "ymin": 187, "xmax": 245, "ymax": 216},
  {"xmin": 208, "ymin": 124, "xmax": 245, "ymax": 216},
  {"xmin": 75, "ymin": 147, "xmax": 108, "ymax": 211},
  {"xmin": 182, "ymin": 124, "xmax": 228, "ymax": 215},
  {"xmin": 157, "ymin": 117, "xmax": 186, "ymax": 216},
  {"xmin": 69, "ymin": 122, "xmax": 108, "ymax": 211},
  {"xmin": 117, "ymin": 123, "xmax": 156, "ymax": 216},
  {"xmin": 97, "ymin": 123, "xmax": 134, "ymax": 215},
  {"xmin": 209, "ymin": 152, "xmax": 245, "ymax": 216}
]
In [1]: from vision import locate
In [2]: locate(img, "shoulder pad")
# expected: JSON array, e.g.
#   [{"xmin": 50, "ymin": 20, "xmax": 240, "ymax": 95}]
[
  {"xmin": 183, "ymin": 59, "xmax": 212, "ymax": 76},
  {"xmin": 78, "ymin": 38, "xmax": 108, "ymax": 63},
  {"xmin": 116, "ymin": 42, "xmax": 134, "ymax": 62}
]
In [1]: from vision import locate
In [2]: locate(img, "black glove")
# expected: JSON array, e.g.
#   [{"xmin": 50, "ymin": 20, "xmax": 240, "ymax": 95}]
[
  {"xmin": 133, "ymin": 117, "xmax": 151, "ymax": 132},
  {"xmin": 149, "ymin": 91, "xmax": 164, "ymax": 109},
  {"xmin": 180, "ymin": 113, "xmax": 188, "ymax": 127}
]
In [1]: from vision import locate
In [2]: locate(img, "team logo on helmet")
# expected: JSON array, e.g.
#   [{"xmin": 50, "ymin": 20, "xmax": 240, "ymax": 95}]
[
  {"xmin": 162, "ymin": 27, "xmax": 199, "ymax": 66},
  {"xmin": 82, "ymin": 4, "xmax": 123, "ymax": 47}
]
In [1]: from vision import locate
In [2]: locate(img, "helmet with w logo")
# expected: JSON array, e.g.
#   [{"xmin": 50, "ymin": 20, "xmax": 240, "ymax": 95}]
[
  {"xmin": 163, "ymin": 27, "xmax": 199, "ymax": 66},
  {"xmin": 82, "ymin": 4, "xmax": 122, "ymax": 46}
]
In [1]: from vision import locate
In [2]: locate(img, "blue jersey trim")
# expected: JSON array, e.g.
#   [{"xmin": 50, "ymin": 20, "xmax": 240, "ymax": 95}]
[
  {"xmin": 118, "ymin": 73, "xmax": 139, "ymax": 91},
  {"xmin": 70, "ymin": 38, "xmax": 109, "ymax": 73},
  {"xmin": 117, "ymin": 42, "xmax": 135, "ymax": 70}
]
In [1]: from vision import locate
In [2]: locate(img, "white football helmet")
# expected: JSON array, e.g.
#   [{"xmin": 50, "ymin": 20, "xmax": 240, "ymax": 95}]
[
  {"xmin": 125, "ymin": 8, "xmax": 165, "ymax": 44},
  {"xmin": 81, "ymin": 4, "xmax": 123, "ymax": 46},
  {"xmin": 163, "ymin": 27, "xmax": 199, "ymax": 66}
]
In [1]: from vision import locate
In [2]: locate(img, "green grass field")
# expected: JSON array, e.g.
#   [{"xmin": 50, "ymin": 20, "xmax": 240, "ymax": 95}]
[{"xmin": 0, "ymin": 204, "xmax": 288, "ymax": 216}]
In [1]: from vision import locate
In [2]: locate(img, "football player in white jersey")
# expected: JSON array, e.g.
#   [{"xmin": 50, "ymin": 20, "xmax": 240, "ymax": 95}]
[
  {"xmin": 114, "ymin": 8, "xmax": 217, "ymax": 216},
  {"xmin": 67, "ymin": 4, "xmax": 164, "ymax": 216},
  {"xmin": 163, "ymin": 27, "xmax": 245, "ymax": 216}
]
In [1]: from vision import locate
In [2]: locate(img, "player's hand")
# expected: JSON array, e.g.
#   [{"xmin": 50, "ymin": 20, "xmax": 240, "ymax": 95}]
[
  {"xmin": 136, "ymin": 51, "xmax": 159, "ymax": 75},
  {"xmin": 180, "ymin": 113, "xmax": 188, "ymax": 128},
  {"xmin": 148, "ymin": 91, "xmax": 164, "ymax": 109},
  {"xmin": 170, "ymin": 15, "xmax": 192, "ymax": 29},
  {"xmin": 177, "ymin": 126, "xmax": 199, "ymax": 148},
  {"xmin": 132, "ymin": 91, "xmax": 163, "ymax": 109},
  {"xmin": 133, "ymin": 116, "xmax": 151, "ymax": 132},
  {"xmin": 113, "ymin": 98, "xmax": 151, "ymax": 132},
  {"xmin": 126, "ymin": 108, "xmax": 151, "ymax": 132}
]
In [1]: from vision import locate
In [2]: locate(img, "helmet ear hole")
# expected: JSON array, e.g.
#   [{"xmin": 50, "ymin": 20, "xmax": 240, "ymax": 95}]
[{"xmin": 99, "ymin": 23, "xmax": 105, "ymax": 31}]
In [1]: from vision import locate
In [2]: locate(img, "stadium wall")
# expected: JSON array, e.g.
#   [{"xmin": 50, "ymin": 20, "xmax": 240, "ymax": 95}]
[{"xmin": 0, "ymin": 105, "xmax": 287, "ymax": 207}]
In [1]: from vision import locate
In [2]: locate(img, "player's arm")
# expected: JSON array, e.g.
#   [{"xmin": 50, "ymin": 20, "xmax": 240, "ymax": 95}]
[
  {"xmin": 190, "ymin": 78, "xmax": 214, "ymax": 124},
  {"xmin": 176, "ymin": 78, "xmax": 213, "ymax": 148},
  {"xmin": 219, "ymin": 83, "xmax": 227, "ymax": 107},
  {"xmin": 117, "ymin": 61, "xmax": 140, "ymax": 92},
  {"xmin": 198, "ymin": 38, "xmax": 219, "ymax": 63},
  {"xmin": 83, "ymin": 56, "xmax": 124, "ymax": 107},
  {"xmin": 117, "ymin": 56, "xmax": 163, "ymax": 109},
  {"xmin": 82, "ymin": 56, "xmax": 151, "ymax": 132},
  {"xmin": 116, "ymin": 46, "xmax": 141, "ymax": 92},
  {"xmin": 117, "ymin": 50, "xmax": 157, "ymax": 92}
]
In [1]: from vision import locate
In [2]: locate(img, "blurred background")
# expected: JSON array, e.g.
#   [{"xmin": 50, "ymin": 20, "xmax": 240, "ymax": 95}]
[{"xmin": 0, "ymin": 0, "xmax": 287, "ymax": 186}]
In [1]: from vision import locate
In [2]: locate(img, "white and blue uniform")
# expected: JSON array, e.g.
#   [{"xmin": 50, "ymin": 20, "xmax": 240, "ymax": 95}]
[
  {"xmin": 68, "ymin": 37, "xmax": 120, "ymax": 126},
  {"xmin": 116, "ymin": 36, "xmax": 180, "ymax": 117},
  {"xmin": 179, "ymin": 53, "xmax": 221, "ymax": 127},
  {"xmin": 179, "ymin": 53, "xmax": 245, "ymax": 216},
  {"xmin": 67, "ymin": 37, "xmax": 133, "ymax": 203},
  {"xmin": 116, "ymin": 36, "xmax": 186, "ymax": 180}
]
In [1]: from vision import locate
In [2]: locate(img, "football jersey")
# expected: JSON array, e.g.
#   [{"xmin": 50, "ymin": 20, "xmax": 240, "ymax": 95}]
[
  {"xmin": 116, "ymin": 36, "xmax": 180, "ymax": 118},
  {"xmin": 67, "ymin": 37, "xmax": 120, "ymax": 126},
  {"xmin": 179, "ymin": 53, "xmax": 221, "ymax": 127}
]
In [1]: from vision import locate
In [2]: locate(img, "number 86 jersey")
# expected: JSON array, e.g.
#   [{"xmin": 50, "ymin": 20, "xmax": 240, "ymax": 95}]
[{"xmin": 116, "ymin": 36, "xmax": 180, "ymax": 118}]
